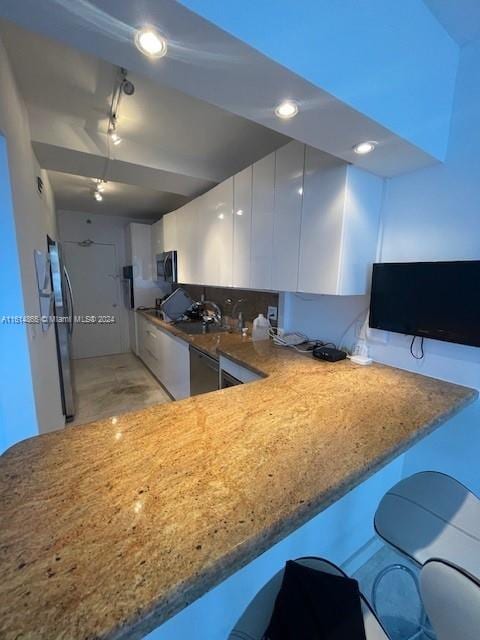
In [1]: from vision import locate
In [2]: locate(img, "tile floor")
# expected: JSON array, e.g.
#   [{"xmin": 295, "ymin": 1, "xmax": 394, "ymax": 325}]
[
  {"xmin": 354, "ymin": 546, "xmax": 435, "ymax": 640},
  {"xmin": 70, "ymin": 352, "xmax": 171, "ymax": 426}
]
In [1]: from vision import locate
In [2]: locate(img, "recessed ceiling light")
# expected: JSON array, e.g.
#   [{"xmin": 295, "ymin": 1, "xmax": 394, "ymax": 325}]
[
  {"xmin": 353, "ymin": 141, "xmax": 377, "ymax": 155},
  {"xmin": 236, "ymin": 209, "xmax": 243, "ymax": 216},
  {"xmin": 94, "ymin": 191, "xmax": 103, "ymax": 202},
  {"xmin": 274, "ymin": 100, "xmax": 299, "ymax": 119},
  {"xmin": 135, "ymin": 28, "xmax": 168, "ymax": 58},
  {"xmin": 218, "ymin": 213, "xmax": 225, "ymax": 220}
]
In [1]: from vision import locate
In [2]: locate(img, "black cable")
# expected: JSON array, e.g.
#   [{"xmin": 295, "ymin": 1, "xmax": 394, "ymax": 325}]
[{"xmin": 410, "ymin": 335, "xmax": 425, "ymax": 360}]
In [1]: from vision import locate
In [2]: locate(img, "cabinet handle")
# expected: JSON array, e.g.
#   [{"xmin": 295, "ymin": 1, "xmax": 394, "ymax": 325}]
[{"xmin": 147, "ymin": 330, "xmax": 157, "ymax": 338}]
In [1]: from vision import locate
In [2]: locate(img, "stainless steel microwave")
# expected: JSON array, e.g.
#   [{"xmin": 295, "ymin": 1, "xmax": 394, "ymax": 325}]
[{"xmin": 156, "ymin": 250, "xmax": 177, "ymax": 284}]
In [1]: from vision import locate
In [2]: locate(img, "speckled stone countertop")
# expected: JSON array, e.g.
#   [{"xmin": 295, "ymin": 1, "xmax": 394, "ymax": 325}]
[{"xmin": 0, "ymin": 338, "xmax": 477, "ymax": 640}]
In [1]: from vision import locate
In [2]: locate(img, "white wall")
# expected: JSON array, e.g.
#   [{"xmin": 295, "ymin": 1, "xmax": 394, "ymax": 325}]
[
  {"xmin": 282, "ymin": 36, "xmax": 480, "ymax": 493},
  {"xmin": 149, "ymin": 34, "xmax": 480, "ymax": 640},
  {"xmin": 280, "ymin": 292, "xmax": 368, "ymax": 352},
  {"xmin": 57, "ymin": 211, "xmax": 149, "ymax": 355},
  {"xmin": 181, "ymin": 0, "xmax": 459, "ymax": 159},
  {"xmin": 0, "ymin": 34, "xmax": 64, "ymax": 449},
  {"xmin": 369, "ymin": 35, "xmax": 480, "ymax": 495},
  {"xmin": 369, "ymin": 35, "xmax": 480, "ymax": 393}
]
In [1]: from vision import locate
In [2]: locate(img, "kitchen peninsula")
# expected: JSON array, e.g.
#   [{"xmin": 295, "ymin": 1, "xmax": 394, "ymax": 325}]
[{"xmin": 0, "ymin": 341, "xmax": 476, "ymax": 640}]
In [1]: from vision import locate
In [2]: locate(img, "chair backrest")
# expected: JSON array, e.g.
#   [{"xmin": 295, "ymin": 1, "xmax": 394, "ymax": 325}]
[
  {"xmin": 420, "ymin": 559, "xmax": 480, "ymax": 640},
  {"xmin": 228, "ymin": 556, "xmax": 389, "ymax": 640}
]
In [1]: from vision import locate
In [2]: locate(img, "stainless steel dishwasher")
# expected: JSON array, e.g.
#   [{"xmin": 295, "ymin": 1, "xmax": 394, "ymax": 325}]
[{"xmin": 189, "ymin": 346, "xmax": 219, "ymax": 396}]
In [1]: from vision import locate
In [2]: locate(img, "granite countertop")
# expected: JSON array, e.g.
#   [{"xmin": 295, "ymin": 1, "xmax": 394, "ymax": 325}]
[
  {"xmin": 0, "ymin": 334, "xmax": 477, "ymax": 640},
  {"xmin": 137, "ymin": 309, "xmax": 254, "ymax": 359}
]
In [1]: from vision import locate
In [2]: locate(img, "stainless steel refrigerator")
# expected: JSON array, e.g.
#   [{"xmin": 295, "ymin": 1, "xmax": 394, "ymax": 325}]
[{"xmin": 48, "ymin": 238, "xmax": 75, "ymax": 421}]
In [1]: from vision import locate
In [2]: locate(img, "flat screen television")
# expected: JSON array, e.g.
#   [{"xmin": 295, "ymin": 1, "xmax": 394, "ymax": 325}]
[{"xmin": 369, "ymin": 261, "xmax": 480, "ymax": 347}]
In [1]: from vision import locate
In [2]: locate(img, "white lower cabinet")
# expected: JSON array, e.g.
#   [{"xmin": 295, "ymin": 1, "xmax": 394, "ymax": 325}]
[
  {"xmin": 219, "ymin": 356, "xmax": 262, "ymax": 384},
  {"xmin": 136, "ymin": 315, "xmax": 190, "ymax": 400}
]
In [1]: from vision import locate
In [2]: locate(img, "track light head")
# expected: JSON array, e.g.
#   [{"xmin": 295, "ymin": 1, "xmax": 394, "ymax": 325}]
[{"xmin": 122, "ymin": 79, "xmax": 135, "ymax": 96}]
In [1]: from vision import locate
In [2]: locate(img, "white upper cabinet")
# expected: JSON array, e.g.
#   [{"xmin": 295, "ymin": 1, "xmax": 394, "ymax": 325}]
[
  {"xmin": 298, "ymin": 146, "xmax": 383, "ymax": 295},
  {"xmin": 272, "ymin": 141, "xmax": 305, "ymax": 292},
  {"xmin": 162, "ymin": 212, "xmax": 177, "ymax": 252},
  {"xmin": 176, "ymin": 200, "xmax": 199, "ymax": 284},
  {"xmin": 232, "ymin": 166, "xmax": 253, "ymax": 289},
  {"xmin": 197, "ymin": 178, "xmax": 233, "ymax": 287},
  {"xmin": 251, "ymin": 152, "xmax": 275, "ymax": 290},
  {"xmin": 130, "ymin": 222, "xmax": 154, "ymax": 281},
  {"xmin": 339, "ymin": 165, "xmax": 384, "ymax": 295},
  {"xmin": 151, "ymin": 219, "xmax": 163, "ymax": 277},
  {"xmin": 164, "ymin": 142, "xmax": 382, "ymax": 295}
]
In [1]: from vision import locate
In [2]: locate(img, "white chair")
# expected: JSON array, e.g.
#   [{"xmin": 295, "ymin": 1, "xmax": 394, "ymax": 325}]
[
  {"xmin": 228, "ymin": 556, "xmax": 390, "ymax": 640},
  {"xmin": 420, "ymin": 559, "xmax": 480, "ymax": 640},
  {"xmin": 373, "ymin": 471, "xmax": 480, "ymax": 638},
  {"xmin": 374, "ymin": 471, "xmax": 480, "ymax": 576}
]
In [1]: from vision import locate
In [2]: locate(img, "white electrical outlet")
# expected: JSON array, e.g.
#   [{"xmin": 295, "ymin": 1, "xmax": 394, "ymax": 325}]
[
  {"xmin": 367, "ymin": 327, "xmax": 389, "ymax": 344},
  {"xmin": 267, "ymin": 305, "xmax": 278, "ymax": 322}
]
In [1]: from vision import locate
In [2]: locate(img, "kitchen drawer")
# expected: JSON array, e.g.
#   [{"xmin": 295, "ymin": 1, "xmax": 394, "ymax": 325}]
[
  {"xmin": 136, "ymin": 315, "xmax": 190, "ymax": 399},
  {"xmin": 144, "ymin": 324, "xmax": 159, "ymax": 356}
]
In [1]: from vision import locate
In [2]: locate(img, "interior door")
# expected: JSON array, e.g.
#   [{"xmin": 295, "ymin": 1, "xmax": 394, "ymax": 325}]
[{"xmin": 63, "ymin": 241, "xmax": 122, "ymax": 358}]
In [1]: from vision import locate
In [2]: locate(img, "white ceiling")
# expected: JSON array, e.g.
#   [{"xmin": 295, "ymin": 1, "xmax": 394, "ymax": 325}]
[
  {"xmin": 423, "ymin": 0, "xmax": 480, "ymax": 46},
  {"xmin": 0, "ymin": 19, "xmax": 288, "ymax": 217},
  {"xmin": 0, "ymin": 0, "xmax": 440, "ymax": 179},
  {"xmin": 49, "ymin": 172, "xmax": 188, "ymax": 219}
]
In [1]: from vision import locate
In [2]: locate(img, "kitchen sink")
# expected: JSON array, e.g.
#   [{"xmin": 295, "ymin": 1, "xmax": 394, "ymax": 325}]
[{"xmin": 174, "ymin": 321, "xmax": 229, "ymax": 335}]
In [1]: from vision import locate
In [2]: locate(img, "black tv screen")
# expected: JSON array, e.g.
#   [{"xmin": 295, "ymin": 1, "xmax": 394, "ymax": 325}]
[{"xmin": 369, "ymin": 261, "xmax": 480, "ymax": 347}]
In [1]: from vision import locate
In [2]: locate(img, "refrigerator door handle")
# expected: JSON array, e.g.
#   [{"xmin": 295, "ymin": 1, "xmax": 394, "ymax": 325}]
[{"xmin": 64, "ymin": 266, "xmax": 74, "ymax": 335}]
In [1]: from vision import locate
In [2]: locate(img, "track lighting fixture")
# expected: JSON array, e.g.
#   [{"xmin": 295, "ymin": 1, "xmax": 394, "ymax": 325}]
[
  {"xmin": 109, "ymin": 129, "xmax": 122, "ymax": 146},
  {"xmin": 96, "ymin": 69, "xmax": 134, "ymax": 203}
]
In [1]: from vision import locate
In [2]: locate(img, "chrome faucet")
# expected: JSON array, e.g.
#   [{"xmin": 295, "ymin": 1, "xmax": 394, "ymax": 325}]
[
  {"xmin": 202, "ymin": 300, "xmax": 223, "ymax": 327},
  {"xmin": 232, "ymin": 298, "xmax": 246, "ymax": 331}
]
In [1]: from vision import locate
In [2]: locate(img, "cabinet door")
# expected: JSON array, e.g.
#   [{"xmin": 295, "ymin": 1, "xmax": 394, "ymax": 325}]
[
  {"xmin": 232, "ymin": 166, "xmax": 253, "ymax": 288},
  {"xmin": 338, "ymin": 166, "xmax": 383, "ymax": 295},
  {"xmin": 137, "ymin": 316, "xmax": 159, "ymax": 377},
  {"xmin": 151, "ymin": 220, "xmax": 163, "ymax": 278},
  {"xmin": 130, "ymin": 223, "xmax": 153, "ymax": 281},
  {"xmin": 297, "ymin": 147, "xmax": 347, "ymax": 294},
  {"xmin": 272, "ymin": 141, "xmax": 305, "ymax": 292},
  {"xmin": 163, "ymin": 212, "xmax": 177, "ymax": 251},
  {"xmin": 197, "ymin": 178, "xmax": 233, "ymax": 287},
  {"xmin": 151, "ymin": 220, "xmax": 164, "ymax": 256},
  {"xmin": 136, "ymin": 314, "xmax": 146, "ymax": 357},
  {"xmin": 251, "ymin": 152, "xmax": 275, "ymax": 290},
  {"xmin": 157, "ymin": 331, "xmax": 190, "ymax": 399},
  {"xmin": 176, "ymin": 201, "xmax": 198, "ymax": 284}
]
